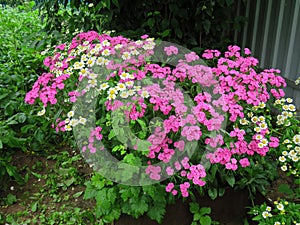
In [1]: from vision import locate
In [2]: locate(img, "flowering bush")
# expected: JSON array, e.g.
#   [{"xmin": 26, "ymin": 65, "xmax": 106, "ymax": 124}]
[
  {"xmin": 249, "ymin": 199, "xmax": 300, "ymax": 225},
  {"xmin": 25, "ymin": 30, "xmax": 300, "ymax": 222}
]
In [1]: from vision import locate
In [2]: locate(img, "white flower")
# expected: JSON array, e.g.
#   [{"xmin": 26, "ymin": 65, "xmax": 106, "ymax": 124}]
[
  {"xmin": 88, "ymin": 79, "xmax": 97, "ymax": 87},
  {"xmin": 120, "ymin": 92, "xmax": 129, "ymax": 98},
  {"xmin": 88, "ymin": 3, "xmax": 94, "ymax": 7},
  {"xmin": 67, "ymin": 111, "xmax": 74, "ymax": 118},
  {"xmin": 255, "ymin": 134, "xmax": 263, "ymax": 140},
  {"xmin": 100, "ymin": 83, "xmax": 109, "ymax": 90},
  {"xmin": 288, "ymin": 104, "xmax": 296, "ymax": 111},
  {"xmin": 266, "ymin": 206, "xmax": 271, "ymax": 211},
  {"xmin": 125, "ymin": 80, "xmax": 134, "ymax": 87},
  {"xmin": 286, "ymin": 98, "xmax": 293, "ymax": 103},
  {"xmin": 102, "ymin": 40, "xmax": 110, "ymax": 47},
  {"xmin": 259, "ymin": 122, "xmax": 268, "ymax": 129},
  {"xmin": 254, "ymin": 127, "xmax": 261, "ymax": 133},
  {"xmin": 251, "ymin": 116, "xmax": 259, "ymax": 123},
  {"xmin": 108, "ymin": 94, "xmax": 116, "ymax": 100},
  {"xmin": 276, "ymin": 203, "xmax": 284, "ymax": 211},
  {"xmin": 87, "ymin": 58, "xmax": 96, "ymax": 67},
  {"xmin": 282, "ymin": 105, "xmax": 289, "ymax": 110},
  {"xmin": 239, "ymin": 118, "xmax": 249, "ymax": 125},
  {"xmin": 292, "ymin": 155, "xmax": 299, "ymax": 162},
  {"xmin": 127, "ymin": 89, "xmax": 136, "ymax": 96},
  {"xmin": 37, "ymin": 108, "xmax": 46, "ymax": 116},
  {"xmin": 293, "ymin": 135, "xmax": 300, "ymax": 145},
  {"xmin": 262, "ymin": 211, "xmax": 270, "ymax": 218},
  {"xmin": 102, "ymin": 49, "xmax": 111, "ymax": 56},
  {"xmin": 141, "ymin": 90, "xmax": 150, "ymax": 98},
  {"xmin": 79, "ymin": 117, "xmax": 87, "ymax": 125},
  {"xmin": 117, "ymin": 83, "xmax": 126, "ymax": 91},
  {"xmin": 279, "ymin": 156, "xmax": 286, "ymax": 162},
  {"xmin": 259, "ymin": 102, "xmax": 266, "ymax": 108},
  {"xmin": 281, "ymin": 165, "xmax": 287, "ymax": 171},
  {"xmin": 115, "ymin": 44, "xmax": 123, "ymax": 50},
  {"xmin": 260, "ymin": 138, "xmax": 268, "ymax": 146},
  {"xmin": 107, "ymin": 88, "xmax": 118, "ymax": 96},
  {"xmin": 122, "ymin": 51, "xmax": 131, "ymax": 60},
  {"xmin": 65, "ymin": 124, "xmax": 72, "ymax": 131},
  {"xmin": 89, "ymin": 73, "xmax": 97, "ymax": 80},
  {"xmin": 69, "ymin": 119, "xmax": 79, "ymax": 127},
  {"xmin": 120, "ymin": 72, "xmax": 130, "ymax": 80}
]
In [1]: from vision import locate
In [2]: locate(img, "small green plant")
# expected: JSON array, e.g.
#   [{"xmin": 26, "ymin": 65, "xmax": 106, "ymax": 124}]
[
  {"xmin": 189, "ymin": 202, "xmax": 218, "ymax": 225},
  {"xmin": 249, "ymin": 199, "xmax": 300, "ymax": 225},
  {"xmin": 84, "ymin": 172, "xmax": 170, "ymax": 224}
]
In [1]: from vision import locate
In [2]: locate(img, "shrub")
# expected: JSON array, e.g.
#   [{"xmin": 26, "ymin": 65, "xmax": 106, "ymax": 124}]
[
  {"xmin": 25, "ymin": 30, "xmax": 300, "ymax": 222},
  {"xmin": 38, "ymin": 0, "xmax": 246, "ymax": 52}
]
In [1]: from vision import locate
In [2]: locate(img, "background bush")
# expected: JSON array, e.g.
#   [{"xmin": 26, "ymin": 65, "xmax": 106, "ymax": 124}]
[
  {"xmin": 0, "ymin": 2, "xmax": 57, "ymax": 186},
  {"xmin": 38, "ymin": 0, "xmax": 247, "ymax": 53}
]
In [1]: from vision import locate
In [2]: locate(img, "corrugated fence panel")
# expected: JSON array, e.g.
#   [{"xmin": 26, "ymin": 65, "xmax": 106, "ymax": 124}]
[{"xmin": 235, "ymin": 0, "xmax": 300, "ymax": 111}]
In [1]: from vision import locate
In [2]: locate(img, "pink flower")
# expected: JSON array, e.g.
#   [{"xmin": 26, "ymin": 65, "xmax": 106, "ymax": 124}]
[
  {"xmin": 166, "ymin": 166, "xmax": 174, "ymax": 175},
  {"xmin": 174, "ymin": 161, "xmax": 182, "ymax": 170},
  {"xmin": 239, "ymin": 158, "xmax": 250, "ymax": 167},
  {"xmin": 55, "ymin": 43, "xmax": 66, "ymax": 51},
  {"xmin": 166, "ymin": 182, "xmax": 174, "ymax": 192},
  {"xmin": 164, "ymin": 46, "xmax": 178, "ymax": 56},
  {"xmin": 185, "ymin": 52, "xmax": 199, "ymax": 62},
  {"xmin": 141, "ymin": 34, "xmax": 149, "ymax": 39},
  {"xmin": 174, "ymin": 140, "xmax": 185, "ymax": 151},
  {"xmin": 171, "ymin": 189, "xmax": 178, "ymax": 196},
  {"xmin": 181, "ymin": 126, "xmax": 202, "ymax": 141},
  {"xmin": 244, "ymin": 48, "xmax": 251, "ymax": 55}
]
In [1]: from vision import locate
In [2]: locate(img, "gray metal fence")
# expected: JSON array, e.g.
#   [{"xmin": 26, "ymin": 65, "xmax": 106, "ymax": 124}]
[{"xmin": 234, "ymin": 0, "xmax": 300, "ymax": 110}]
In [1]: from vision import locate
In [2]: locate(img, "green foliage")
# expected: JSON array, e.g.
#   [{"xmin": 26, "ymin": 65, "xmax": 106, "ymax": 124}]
[
  {"xmin": 38, "ymin": 0, "xmax": 246, "ymax": 52},
  {"xmin": 84, "ymin": 173, "xmax": 169, "ymax": 223},
  {"xmin": 249, "ymin": 199, "xmax": 300, "ymax": 225},
  {"xmin": 189, "ymin": 202, "xmax": 218, "ymax": 225},
  {"xmin": 0, "ymin": 3, "xmax": 58, "ymax": 188}
]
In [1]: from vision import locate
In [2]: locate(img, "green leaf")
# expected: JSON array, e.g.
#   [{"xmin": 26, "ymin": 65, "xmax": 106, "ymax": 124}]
[
  {"xmin": 189, "ymin": 202, "xmax": 200, "ymax": 214},
  {"xmin": 108, "ymin": 130, "xmax": 115, "ymax": 140},
  {"xmin": 208, "ymin": 188, "xmax": 218, "ymax": 200},
  {"xmin": 147, "ymin": 204, "xmax": 166, "ymax": 223},
  {"xmin": 218, "ymin": 187, "xmax": 225, "ymax": 197},
  {"xmin": 6, "ymin": 194, "xmax": 17, "ymax": 205},
  {"xmin": 130, "ymin": 196, "xmax": 148, "ymax": 215},
  {"xmin": 18, "ymin": 113, "xmax": 26, "ymax": 123},
  {"xmin": 64, "ymin": 177, "xmax": 75, "ymax": 187},
  {"xmin": 193, "ymin": 212, "xmax": 201, "ymax": 221},
  {"xmin": 31, "ymin": 171, "xmax": 42, "ymax": 179},
  {"xmin": 200, "ymin": 215, "xmax": 211, "ymax": 225},
  {"xmin": 199, "ymin": 207, "xmax": 211, "ymax": 216},
  {"xmin": 31, "ymin": 201, "xmax": 38, "ymax": 212},
  {"xmin": 0, "ymin": 140, "xmax": 2, "ymax": 149},
  {"xmin": 225, "ymin": 175, "xmax": 235, "ymax": 187},
  {"xmin": 73, "ymin": 191, "xmax": 83, "ymax": 198},
  {"xmin": 112, "ymin": 0, "xmax": 120, "ymax": 8}
]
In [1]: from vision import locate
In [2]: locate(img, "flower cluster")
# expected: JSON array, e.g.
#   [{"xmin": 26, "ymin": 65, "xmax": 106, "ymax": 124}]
[
  {"xmin": 25, "ymin": 31, "xmax": 298, "ymax": 198},
  {"xmin": 250, "ymin": 199, "xmax": 300, "ymax": 224}
]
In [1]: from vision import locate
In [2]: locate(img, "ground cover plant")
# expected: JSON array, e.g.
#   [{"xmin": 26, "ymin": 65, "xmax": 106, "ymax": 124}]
[{"xmin": 24, "ymin": 30, "xmax": 300, "ymax": 224}]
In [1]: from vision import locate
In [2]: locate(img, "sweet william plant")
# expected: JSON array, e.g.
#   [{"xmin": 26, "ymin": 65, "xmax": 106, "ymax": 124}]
[{"xmin": 25, "ymin": 30, "xmax": 300, "ymax": 223}]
